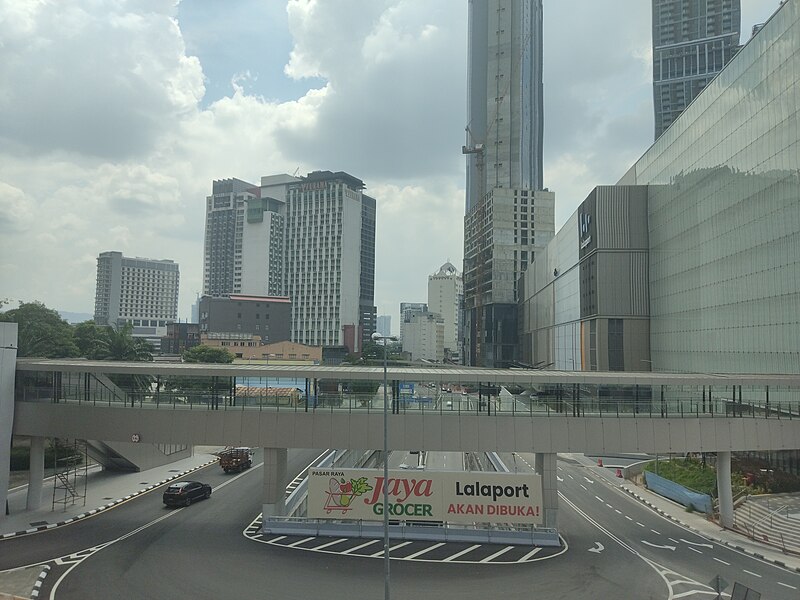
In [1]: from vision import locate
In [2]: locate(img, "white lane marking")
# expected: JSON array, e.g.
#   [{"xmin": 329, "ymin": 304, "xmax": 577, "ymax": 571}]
[
  {"xmin": 313, "ymin": 538, "xmax": 349, "ymax": 551},
  {"xmin": 403, "ymin": 543, "xmax": 445, "ymax": 560},
  {"xmin": 567, "ymin": 474, "xmax": 574, "ymax": 480},
  {"xmin": 679, "ymin": 539, "xmax": 713, "ymax": 549},
  {"xmin": 286, "ymin": 537, "xmax": 315, "ymax": 548},
  {"xmin": 479, "ymin": 546, "xmax": 516, "ymax": 562},
  {"xmin": 559, "ymin": 494, "xmax": 636, "ymax": 555},
  {"xmin": 743, "ymin": 569, "xmax": 762, "ymax": 578},
  {"xmin": 341, "ymin": 539, "xmax": 382, "ymax": 554},
  {"xmin": 595, "ymin": 495, "xmax": 604, "ymax": 502},
  {"xmin": 557, "ymin": 476, "xmax": 564, "ymax": 482},
  {"xmin": 713, "ymin": 558, "xmax": 730, "ymax": 566},
  {"xmin": 557, "ymin": 466, "xmax": 563, "ymax": 471},
  {"xmin": 688, "ymin": 547, "xmax": 703, "ymax": 554},
  {"xmin": 518, "ymin": 548, "xmax": 542, "ymax": 562},
  {"xmin": 588, "ymin": 542, "xmax": 604, "ymax": 553},
  {"xmin": 615, "ymin": 509, "xmax": 622, "ymax": 515},
  {"xmin": 625, "ymin": 516, "xmax": 633, "ymax": 521},
  {"xmin": 651, "ymin": 529, "xmax": 661, "ymax": 535},
  {"xmin": 605, "ymin": 503, "xmax": 613, "ymax": 509},
  {"xmin": 370, "ymin": 541, "xmax": 412, "ymax": 557},
  {"xmin": 669, "ymin": 538, "xmax": 680, "ymax": 544},
  {"xmin": 777, "ymin": 582, "xmax": 797, "ymax": 590},
  {"xmin": 641, "ymin": 540, "xmax": 675, "ymax": 551},
  {"xmin": 580, "ymin": 484, "xmax": 587, "ymax": 491},
  {"xmin": 443, "ymin": 544, "xmax": 482, "ymax": 562},
  {"xmin": 270, "ymin": 536, "xmax": 287, "ymax": 543},
  {"xmin": 636, "ymin": 522, "xmax": 645, "ymax": 527},
  {"xmin": 583, "ymin": 477, "xmax": 594, "ymax": 484}
]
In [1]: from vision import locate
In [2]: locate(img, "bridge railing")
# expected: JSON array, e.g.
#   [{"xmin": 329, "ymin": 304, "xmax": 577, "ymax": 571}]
[{"xmin": 14, "ymin": 370, "xmax": 800, "ymax": 419}]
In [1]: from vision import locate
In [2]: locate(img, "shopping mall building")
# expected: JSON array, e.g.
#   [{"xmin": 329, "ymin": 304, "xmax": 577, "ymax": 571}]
[{"xmin": 519, "ymin": 1, "xmax": 799, "ymax": 468}]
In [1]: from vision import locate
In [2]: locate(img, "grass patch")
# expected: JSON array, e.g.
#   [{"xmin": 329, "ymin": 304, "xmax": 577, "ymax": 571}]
[{"xmin": 644, "ymin": 457, "xmax": 717, "ymax": 496}]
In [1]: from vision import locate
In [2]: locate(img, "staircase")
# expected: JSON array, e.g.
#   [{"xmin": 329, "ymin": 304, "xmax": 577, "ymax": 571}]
[{"xmin": 733, "ymin": 494, "xmax": 800, "ymax": 554}]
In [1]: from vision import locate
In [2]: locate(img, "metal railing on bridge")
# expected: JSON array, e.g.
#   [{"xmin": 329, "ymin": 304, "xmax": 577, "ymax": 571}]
[{"xmin": 14, "ymin": 370, "xmax": 800, "ymax": 420}]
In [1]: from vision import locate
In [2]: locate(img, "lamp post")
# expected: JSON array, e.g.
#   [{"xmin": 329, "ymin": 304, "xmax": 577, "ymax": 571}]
[{"xmin": 371, "ymin": 331, "xmax": 397, "ymax": 600}]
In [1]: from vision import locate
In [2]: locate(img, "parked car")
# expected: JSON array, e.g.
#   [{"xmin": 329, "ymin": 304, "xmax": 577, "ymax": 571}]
[{"xmin": 163, "ymin": 481, "xmax": 212, "ymax": 507}]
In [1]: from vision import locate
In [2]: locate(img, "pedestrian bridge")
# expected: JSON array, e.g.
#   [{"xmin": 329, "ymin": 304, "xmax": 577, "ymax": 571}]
[
  {"xmin": 5, "ymin": 357, "xmax": 800, "ymax": 531},
  {"xmin": 11, "ymin": 358, "xmax": 800, "ymax": 455}
]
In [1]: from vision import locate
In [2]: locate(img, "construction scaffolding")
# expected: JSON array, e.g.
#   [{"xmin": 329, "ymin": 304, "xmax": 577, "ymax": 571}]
[{"xmin": 52, "ymin": 438, "xmax": 88, "ymax": 512}]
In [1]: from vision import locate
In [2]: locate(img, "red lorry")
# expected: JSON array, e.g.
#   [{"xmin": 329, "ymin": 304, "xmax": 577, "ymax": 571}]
[{"xmin": 218, "ymin": 447, "xmax": 253, "ymax": 473}]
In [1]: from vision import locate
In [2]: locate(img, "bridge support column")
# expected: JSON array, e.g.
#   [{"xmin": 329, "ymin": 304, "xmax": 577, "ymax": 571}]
[
  {"xmin": 26, "ymin": 436, "xmax": 45, "ymax": 510},
  {"xmin": 0, "ymin": 323, "xmax": 18, "ymax": 522},
  {"xmin": 534, "ymin": 452, "xmax": 558, "ymax": 528},
  {"xmin": 262, "ymin": 447, "xmax": 288, "ymax": 519},
  {"xmin": 716, "ymin": 451, "xmax": 734, "ymax": 529}
]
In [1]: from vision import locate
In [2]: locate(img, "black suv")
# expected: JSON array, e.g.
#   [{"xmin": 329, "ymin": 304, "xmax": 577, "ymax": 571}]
[{"xmin": 162, "ymin": 481, "xmax": 212, "ymax": 507}]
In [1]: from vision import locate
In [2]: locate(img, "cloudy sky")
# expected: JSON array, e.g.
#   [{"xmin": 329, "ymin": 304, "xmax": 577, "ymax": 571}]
[{"xmin": 0, "ymin": 0, "xmax": 778, "ymax": 331}]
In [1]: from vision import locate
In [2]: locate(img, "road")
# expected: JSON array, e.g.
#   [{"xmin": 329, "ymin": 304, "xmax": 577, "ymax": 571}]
[
  {"xmin": 4, "ymin": 448, "xmax": 799, "ymax": 599},
  {"xmin": 502, "ymin": 452, "xmax": 800, "ymax": 599}
]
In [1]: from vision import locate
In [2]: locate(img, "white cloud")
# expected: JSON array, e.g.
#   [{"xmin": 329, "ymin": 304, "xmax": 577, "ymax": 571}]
[
  {"xmin": 0, "ymin": 0, "xmax": 203, "ymax": 160},
  {"xmin": 0, "ymin": 0, "xmax": 781, "ymax": 333}
]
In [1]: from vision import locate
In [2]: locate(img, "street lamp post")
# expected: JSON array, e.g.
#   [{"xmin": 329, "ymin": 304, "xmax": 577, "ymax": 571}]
[{"xmin": 371, "ymin": 331, "xmax": 397, "ymax": 600}]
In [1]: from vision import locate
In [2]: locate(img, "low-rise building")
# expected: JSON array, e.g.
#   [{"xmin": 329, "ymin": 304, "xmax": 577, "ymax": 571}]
[{"xmin": 198, "ymin": 294, "xmax": 291, "ymax": 343}]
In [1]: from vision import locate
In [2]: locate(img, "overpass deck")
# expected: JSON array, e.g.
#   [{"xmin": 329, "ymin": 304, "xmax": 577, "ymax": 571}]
[{"xmin": 14, "ymin": 358, "xmax": 800, "ymax": 421}]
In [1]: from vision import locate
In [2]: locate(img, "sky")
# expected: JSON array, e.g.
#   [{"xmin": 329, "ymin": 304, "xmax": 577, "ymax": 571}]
[{"xmin": 0, "ymin": 0, "xmax": 780, "ymax": 332}]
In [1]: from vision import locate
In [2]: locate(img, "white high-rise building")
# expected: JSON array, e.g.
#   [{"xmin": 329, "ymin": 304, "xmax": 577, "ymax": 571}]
[
  {"xmin": 402, "ymin": 312, "xmax": 444, "ymax": 363},
  {"xmin": 427, "ymin": 262, "xmax": 463, "ymax": 361},
  {"xmin": 284, "ymin": 171, "xmax": 375, "ymax": 347},
  {"xmin": 202, "ymin": 171, "xmax": 377, "ymax": 349},
  {"xmin": 94, "ymin": 251, "xmax": 179, "ymax": 342},
  {"xmin": 203, "ymin": 178, "xmax": 258, "ymax": 297},
  {"xmin": 399, "ymin": 302, "xmax": 427, "ymax": 343}
]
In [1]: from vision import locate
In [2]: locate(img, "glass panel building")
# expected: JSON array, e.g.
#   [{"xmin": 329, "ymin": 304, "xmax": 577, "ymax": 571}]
[{"xmin": 623, "ymin": 0, "xmax": 800, "ymax": 375}]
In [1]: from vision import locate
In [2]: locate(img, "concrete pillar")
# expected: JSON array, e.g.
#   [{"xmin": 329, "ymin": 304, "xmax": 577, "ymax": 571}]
[
  {"xmin": 716, "ymin": 451, "xmax": 734, "ymax": 529},
  {"xmin": 0, "ymin": 323, "xmax": 19, "ymax": 522},
  {"xmin": 26, "ymin": 437, "xmax": 46, "ymax": 511},
  {"xmin": 534, "ymin": 452, "xmax": 558, "ymax": 529},
  {"xmin": 262, "ymin": 447, "xmax": 288, "ymax": 519}
]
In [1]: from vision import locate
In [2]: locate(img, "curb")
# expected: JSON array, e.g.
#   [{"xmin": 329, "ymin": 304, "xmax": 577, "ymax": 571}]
[
  {"xmin": 29, "ymin": 565, "xmax": 50, "ymax": 599},
  {"xmin": 620, "ymin": 485, "xmax": 800, "ymax": 574},
  {"xmin": 1, "ymin": 458, "xmax": 218, "ymax": 540}
]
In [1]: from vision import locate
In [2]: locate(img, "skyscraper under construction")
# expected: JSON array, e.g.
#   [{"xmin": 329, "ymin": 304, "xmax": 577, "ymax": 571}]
[{"xmin": 462, "ymin": 0, "xmax": 554, "ymax": 367}]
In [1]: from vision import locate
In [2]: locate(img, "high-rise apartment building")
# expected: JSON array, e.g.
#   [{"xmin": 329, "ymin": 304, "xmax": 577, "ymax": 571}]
[
  {"xmin": 202, "ymin": 171, "xmax": 376, "ymax": 349},
  {"xmin": 284, "ymin": 171, "xmax": 375, "ymax": 347},
  {"xmin": 652, "ymin": 0, "xmax": 741, "ymax": 139},
  {"xmin": 94, "ymin": 251, "xmax": 179, "ymax": 341},
  {"xmin": 427, "ymin": 262, "xmax": 463, "ymax": 362},
  {"xmin": 463, "ymin": 0, "xmax": 554, "ymax": 367},
  {"xmin": 203, "ymin": 178, "xmax": 259, "ymax": 297}
]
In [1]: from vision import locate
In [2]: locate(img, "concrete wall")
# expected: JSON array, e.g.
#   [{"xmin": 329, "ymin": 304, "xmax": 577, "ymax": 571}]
[{"xmin": 13, "ymin": 402, "xmax": 800, "ymax": 455}]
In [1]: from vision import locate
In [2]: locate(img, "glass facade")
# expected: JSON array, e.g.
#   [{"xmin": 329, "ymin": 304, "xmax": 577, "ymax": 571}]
[{"xmin": 629, "ymin": 0, "xmax": 800, "ymax": 375}]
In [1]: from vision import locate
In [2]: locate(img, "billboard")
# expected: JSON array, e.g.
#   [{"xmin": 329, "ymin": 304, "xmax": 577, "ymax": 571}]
[{"xmin": 308, "ymin": 469, "xmax": 543, "ymax": 525}]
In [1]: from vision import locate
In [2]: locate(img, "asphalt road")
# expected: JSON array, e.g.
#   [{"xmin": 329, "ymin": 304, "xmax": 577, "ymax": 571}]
[
  {"xmin": 6, "ymin": 448, "xmax": 800, "ymax": 599},
  {"xmin": 508, "ymin": 452, "xmax": 800, "ymax": 599}
]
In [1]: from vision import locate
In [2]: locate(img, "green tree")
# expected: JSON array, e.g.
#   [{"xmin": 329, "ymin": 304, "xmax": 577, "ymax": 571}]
[
  {"xmin": 183, "ymin": 345, "xmax": 235, "ymax": 364},
  {"xmin": 74, "ymin": 320, "xmax": 108, "ymax": 359},
  {"xmin": 100, "ymin": 323, "xmax": 153, "ymax": 362},
  {"xmin": 0, "ymin": 301, "xmax": 79, "ymax": 358}
]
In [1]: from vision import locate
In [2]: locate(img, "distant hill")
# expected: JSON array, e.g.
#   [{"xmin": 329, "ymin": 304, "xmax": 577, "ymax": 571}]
[{"xmin": 59, "ymin": 311, "xmax": 93, "ymax": 324}]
